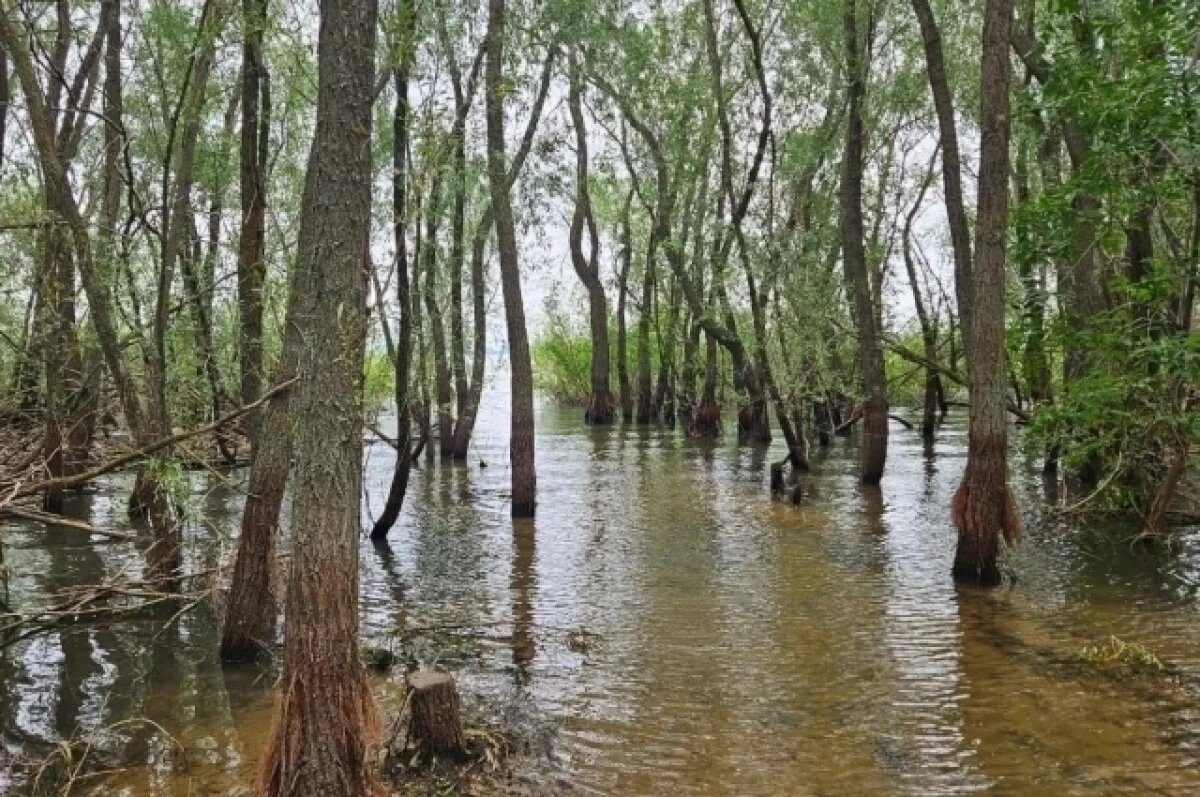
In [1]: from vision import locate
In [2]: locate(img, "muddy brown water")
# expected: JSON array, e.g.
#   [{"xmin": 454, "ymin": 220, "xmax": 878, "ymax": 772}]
[{"xmin": 2, "ymin": 398, "xmax": 1199, "ymax": 796}]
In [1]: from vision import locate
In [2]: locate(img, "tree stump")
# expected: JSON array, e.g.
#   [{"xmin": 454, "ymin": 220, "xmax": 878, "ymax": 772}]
[{"xmin": 407, "ymin": 671, "xmax": 466, "ymax": 760}]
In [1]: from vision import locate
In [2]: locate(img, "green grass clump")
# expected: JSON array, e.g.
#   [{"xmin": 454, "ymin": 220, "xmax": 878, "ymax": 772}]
[{"xmin": 1079, "ymin": 636, "xmax": 1165, "ymax": 674}]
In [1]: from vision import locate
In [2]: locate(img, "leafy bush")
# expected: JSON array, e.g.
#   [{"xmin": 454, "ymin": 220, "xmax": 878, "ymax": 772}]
[{"xmin": 532, "ymin": 305, "xmax": 592, "ymax": 406}]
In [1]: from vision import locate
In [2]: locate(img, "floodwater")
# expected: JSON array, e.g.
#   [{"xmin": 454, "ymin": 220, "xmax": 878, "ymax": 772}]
[{"xmin": 2, "ymin": 393, "xmax": 1199, "ymax": 796}]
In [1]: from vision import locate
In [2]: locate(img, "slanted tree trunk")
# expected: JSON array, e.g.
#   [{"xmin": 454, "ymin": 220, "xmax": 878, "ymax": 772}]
[
  {"xmin": 840, "ymin": 0, "xmax": 888, "ymax": 485},
  {"xmin": 257, "ymin": 1, "xmax": 382, "ymax": 794},
  {"xmin": 1011, "ymin": 20, "xmax": 1106, "ymax": 486},
  {"xmin": 2, "ymin": 1, "xmax": 156, "ymax": 510},
  {"xmin": 371, "ymin": 10, "xmax": 417, "ymax": 540},
  {"xmin": 952, "ymin": 0, "xmax": 1021, "ymax": 586},
  {"xmin": 567, "ymin": 53, "xmax": 614, "ymax": 425},
  {"xmin": 220, "ymin": 297, "xmax": 300, "ymax": 660},
  {"xmin": 485, "ymin": 0, "xmax": 536, "ymax": 517},
  {"xmin": 238, "ymin": 0, "xmax": 270, "ymax": 448}
]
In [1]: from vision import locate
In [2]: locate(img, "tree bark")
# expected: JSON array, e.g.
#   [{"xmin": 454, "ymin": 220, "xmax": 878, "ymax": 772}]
[
  {"xmin": 567, "ymin": 52, "xmax": 614, "ymax": 425},
  {"xmin": 257, "ymin": 1, "xmax": 382, "ymax": 794},
  {"xmin": 450, "ymin": 47, "xmax": 553, "ymax": 460},
  {"xmin": 420, "ymin": 166, "xmax": 455, "ymax": 458},
  {"xmin": 370, "ymin": 13, "xmax": 417, "ymax": 540},
  {"xmin": 406, "ymin": 671, "xmax": 466, "ymax": 760},
  {"xmin": 485, "ymin": 0, "xmax": 536, "ymax": 517},
  {"xmin": 903, "ymin": 148, "xmax": 941, "ymax": 441},
  {"xmin": 911, "ymin": 0, "xmax": 975, "ymax": 343},
  {"xmin": 952, "ymin": 0, "xmax": 1021, "ymax": 586},
  {"xmin": 616, "ymin": 188, "xmax": 634, "ymax": 422},
  {"xmin": 238, "ymin": 0, "xmax": 270, "ymax": 447},
  {"xmin": 220, "ymin": 301, "xmax": 300, "ymax": 660},
  {"xmin": 840, "ymin": 0, "xmax": 888, "ymax": 484}
]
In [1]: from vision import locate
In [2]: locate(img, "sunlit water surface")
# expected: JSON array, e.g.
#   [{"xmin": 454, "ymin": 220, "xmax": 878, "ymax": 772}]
[{"xmin": 2, "ymin": 392, "xmax": 1199, "ymax": 795}]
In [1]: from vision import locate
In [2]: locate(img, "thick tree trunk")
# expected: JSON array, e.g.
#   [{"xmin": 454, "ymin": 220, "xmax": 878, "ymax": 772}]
[
  {"xmin": 485, "ymin": 0, "xmax": 536, "ymax": 517},
  {"xmin": 257, "ymin": 1, "xmax": 381, "ymax": 794},
  {"xmin": 840, "ymin": 0, "xmax": 888, "ymax": 485},
  {"xmin": 952, "ymin": 0, "xmax": 1021, "ymax": 586}
]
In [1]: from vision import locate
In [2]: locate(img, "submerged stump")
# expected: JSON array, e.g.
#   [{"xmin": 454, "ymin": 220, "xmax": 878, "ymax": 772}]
[{"xmin": 407, "ymin": 671, "xmax": 466, "ymax": 760}]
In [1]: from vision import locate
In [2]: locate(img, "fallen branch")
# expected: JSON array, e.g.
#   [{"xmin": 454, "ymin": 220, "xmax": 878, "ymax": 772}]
[
  {"xmin": 0, "ymin": 506, "xmax": 137, "ymax": 541},
  {"xmin": 879, "ymin": 335, "xmax": 1030, "ymax": 421},
  {"xmin": 0, "ymin": 378, "xmax": 296, "ymax": 508}
]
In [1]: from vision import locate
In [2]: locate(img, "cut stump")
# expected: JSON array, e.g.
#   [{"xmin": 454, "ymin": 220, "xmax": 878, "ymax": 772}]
[{"xmin": 407, "ymin": 670, "xmax": 466, "ymax": 760}]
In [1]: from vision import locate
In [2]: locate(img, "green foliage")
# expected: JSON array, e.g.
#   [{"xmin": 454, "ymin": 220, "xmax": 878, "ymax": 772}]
[
  {"xmin": 1079, "ymin": 636, "xmax": 1166, "ymax": 675},
  {"xmin": 363, "ymin": 350, "xmax": 396, "ymax": 412},
  {"xmin": 1029, "ymin": 278, "xmax": 1199, "ymax": 507},
  {"xmin": 531, "ymin": 297, "xmax": 595, "ymax": 406}
]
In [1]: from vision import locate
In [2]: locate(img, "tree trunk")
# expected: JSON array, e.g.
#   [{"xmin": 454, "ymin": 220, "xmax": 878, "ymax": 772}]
[
  {"xmin": 635, "ymin": 229, "xmax": 656, "ymax": 425},
  {"xmin": 952, "ymin": 0, "xmax": 1021, "ymax": 586},
  {"xmin": 567, "ymin": 53, "xmax": 614, "ymax": 426},
  {"xmin": 616, "ymin": 189, "xmax": 634, "ymax": 422},
  {"xmin": 406, "ymin": 671, "xmax": 466, "ymax": 760},
  {"xmin": 220, "ymin": 307, "xmax": 299, "ymax": 660},
  {"xmin": 370, "ymin": 20, "xmax": 417, "ymax": 540},
  {"xmin": 690, "ymin": 330, "xmax": 721, "ymax": 438},
  {"xmin": 450, "ymin": 47, "xmax": 552, "ymax": 460},
  {"xmin": 443, "ymin": 30, "xmax": 481, "ymax": 437},
  {"xmin": 910, "ymin": 0, "xmax": 974, "ymax": 342},
  {"xmin": 485, "ymin": 0, "xmax": 536, "ymax": 517},
  {"xmin": 840, "ymin": 0, "xmax": 888, "ymax": 485},
  {"xmin": 238, "ymin": 0, "xmax": 270, "ymax": 448},
  {"xmin": 257, "ymin": 1, "xmax": 381, "ymax": 794},
  {"xmin": 420, "ymin": 167, "xmax": 456, "ymax": 458},
  {"xmin": 903, "ymin": 148, "xmax": 940, "ymax": 441}
]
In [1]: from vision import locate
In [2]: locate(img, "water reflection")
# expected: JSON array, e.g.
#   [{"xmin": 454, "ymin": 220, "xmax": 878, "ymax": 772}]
[
  {"xmin": 0, "ymin": 407, "xmax": 1198, "ymax": 796},
  {"xmin": 511, "ymin": 521, "xmax": 536, "ymax": 688}
]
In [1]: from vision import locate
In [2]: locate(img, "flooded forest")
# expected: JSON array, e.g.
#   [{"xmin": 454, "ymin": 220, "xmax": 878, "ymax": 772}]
[{"xmin": 0, "ymin": 0, "xmax": 1198, "ymax": 794}]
